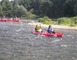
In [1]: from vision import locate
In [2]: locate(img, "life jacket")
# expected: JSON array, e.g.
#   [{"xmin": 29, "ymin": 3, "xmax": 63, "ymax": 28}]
[{"xmin": 35, "ymin": 26, "xmax": 41, "ymax": 31}]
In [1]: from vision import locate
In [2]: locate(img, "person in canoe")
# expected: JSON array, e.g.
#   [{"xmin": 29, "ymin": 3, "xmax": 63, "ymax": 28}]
[
  {"xmin": 47, "ymin": 25, "xmax": 55, "ymax": 34},
  {"xmin": 35, "ymin": 25, "xmax": 42, "ymax": 32}
]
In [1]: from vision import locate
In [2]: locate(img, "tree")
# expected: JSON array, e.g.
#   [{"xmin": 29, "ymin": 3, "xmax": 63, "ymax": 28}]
[
  {"xmin": 0, "ymin": 5, "xmax": 3, "ymax": 16},
  {"xmin": 64, "ymin": 0, "xmax": 75, "ymax": 17},
  {"xmin": 74, "ymin": 0, "xmax": 77, "ymax": 15}
]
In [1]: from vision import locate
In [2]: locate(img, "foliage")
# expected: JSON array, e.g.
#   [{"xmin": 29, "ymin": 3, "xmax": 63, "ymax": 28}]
[
  {"xmin": 57, "ymin": 17, "xmax": 73, "ymax": 26},
  {"xmin": 25, "ymin": 12, "xmax": 36, "ymax": 19},
  {"xmin": 71, "ymin": 16, "xmax": 77, "ymax": 24},
  {"xmin": 0, "ymin": 5, "xmax": 3, "ymax": 16},
  {"xmin": 0, "ymin": 0, "xmax": 77, "ymax": 19},
  {"xmin": 38, "ymin": 16, "xmax": 54, "ymax": 24},
  {"xmin": 15, "ymin": 5, "xmax": 28, "ymax": 17}
]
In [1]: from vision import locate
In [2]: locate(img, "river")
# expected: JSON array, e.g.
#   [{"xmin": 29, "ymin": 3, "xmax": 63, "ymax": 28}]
[{"xmin": 0, "ymin": 20, "xmax": 77, "ymax": 60}]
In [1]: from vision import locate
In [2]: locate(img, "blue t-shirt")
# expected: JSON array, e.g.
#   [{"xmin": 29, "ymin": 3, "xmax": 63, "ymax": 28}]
[{"xmin": 47, "ymin": 27, "xmax": 53, "ymax": 33}]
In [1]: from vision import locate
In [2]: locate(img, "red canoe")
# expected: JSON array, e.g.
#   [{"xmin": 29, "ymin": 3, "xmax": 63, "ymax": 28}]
[{"xmin": 32, "ymin": 30, "xmax": 63, "ymax": 38}]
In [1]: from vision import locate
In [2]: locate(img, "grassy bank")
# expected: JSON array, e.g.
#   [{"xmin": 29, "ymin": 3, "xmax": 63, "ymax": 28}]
[{"xmin": 38, "ymin": 16, "xmax": 77, "ymax": 27}]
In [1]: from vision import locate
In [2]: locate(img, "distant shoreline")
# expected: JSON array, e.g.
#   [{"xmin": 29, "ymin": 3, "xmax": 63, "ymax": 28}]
[{"xmin": 27, "ymin": 21, "xmax": 77, "ymax": 31}]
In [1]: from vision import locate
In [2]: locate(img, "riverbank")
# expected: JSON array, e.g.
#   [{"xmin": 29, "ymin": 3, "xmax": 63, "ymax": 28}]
[{"xmin": 27, "ymin": 21, "xmax": 77, "ymax": 31}]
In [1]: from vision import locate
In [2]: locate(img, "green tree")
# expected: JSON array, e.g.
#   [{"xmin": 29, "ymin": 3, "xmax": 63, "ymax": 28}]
[
  {"xmin": 64, "ymin": 0, "xmax": 75, "ymax": 17},
  {"xmin": 0, "ymin": 5, "xmax": 3, "ymax": 16},
  {"xmin": 74, "ymin": 0, "xmax": 77, "ymax": 15},
  {"xmin": 13, "ymin": 4, "xmax": 28, "ymax": 17}
]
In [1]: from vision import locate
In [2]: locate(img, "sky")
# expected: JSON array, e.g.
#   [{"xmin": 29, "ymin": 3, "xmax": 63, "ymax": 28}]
[
  {"xmin": 0, "ymin": 0, "xmax": 14, "ymax": 1},
  {"xmin": 9, "ymin": 0, "xmax": 14, "ymax": 1}
]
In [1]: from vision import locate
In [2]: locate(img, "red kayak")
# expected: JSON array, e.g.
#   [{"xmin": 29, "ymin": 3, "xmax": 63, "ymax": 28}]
[
  {"xmin": 0, "ymin": 18, "xmax": 20, "ymax": 22},
  {"xmin": 32, "ymin": 30, "xmax": 63, "ymax": 38},
  {"xmin": 0, "ymin": 20, "xmax": 19, "ymax": 22}
]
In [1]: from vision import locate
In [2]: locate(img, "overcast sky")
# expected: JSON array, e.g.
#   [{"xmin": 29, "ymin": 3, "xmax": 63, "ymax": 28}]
[
  {"xmin": 0, "ymin": 0, "xmax": 14, "ymax": 1},
  {"xmin": 9, "ymin": 0, "xmax": 14, "ymax": 1}
]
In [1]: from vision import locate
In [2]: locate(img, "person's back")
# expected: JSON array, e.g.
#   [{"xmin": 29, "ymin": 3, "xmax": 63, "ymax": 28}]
[
  {"xmin": 47, "ymin": 25, "xmax": 52, "ymax": 33},
  {"xmin": 47, "ymin": 25, "xmax": 55, "ymax": 34},
  {"xmin": 35, "ymin": 25, "xmax": 42, "ymax": 32}
]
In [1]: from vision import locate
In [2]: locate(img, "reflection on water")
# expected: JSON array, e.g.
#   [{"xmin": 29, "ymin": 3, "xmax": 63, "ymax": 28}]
[{"xmin": 0, "ymin": 22, "xmax": 77, "ymax": 60}]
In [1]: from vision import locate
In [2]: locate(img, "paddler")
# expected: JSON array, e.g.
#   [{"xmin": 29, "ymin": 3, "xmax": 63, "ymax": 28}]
[
  {"xmin": 47, "ymin": 25, "xmax": 55, "ymax": 34},
  {"xmin": 35, "ymin": 25, "xmax": 42, "ymax": 32}
]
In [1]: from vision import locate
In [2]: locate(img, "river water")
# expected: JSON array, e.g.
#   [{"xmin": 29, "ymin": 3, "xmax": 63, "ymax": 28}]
[{"xmin": 0, "ymin": 20, "xmax": 77, "ymax": 60}]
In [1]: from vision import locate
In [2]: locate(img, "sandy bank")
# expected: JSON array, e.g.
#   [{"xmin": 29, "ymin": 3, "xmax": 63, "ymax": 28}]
[{"xmin": 27, "ymin": 21, "xmax": 77, "ymax": 31}]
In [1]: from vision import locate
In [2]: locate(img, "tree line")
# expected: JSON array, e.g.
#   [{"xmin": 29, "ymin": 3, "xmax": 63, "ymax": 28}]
[{"xmin": 0, "ymin": 0, "xmax": 77, "ymax": 18}]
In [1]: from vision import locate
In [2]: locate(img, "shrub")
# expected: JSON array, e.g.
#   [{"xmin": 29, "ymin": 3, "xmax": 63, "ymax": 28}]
[
  {"xmin": 38, "ymin": 16, "xmax": 54, "ymax": 24},
  {"xmin": 70, "ymin": 24, "xmax": 76, "ymax": 27},
  {"xmin": 58, "ymin": 17, "xmax": 73, "ymax": 26},
  {"xmin": 71, "ymin": 16, "xmax": 77, "ymax": 24},
  {"xmin": 24, "ymin": 12, "xmax": 36, "ymax": 19}
]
